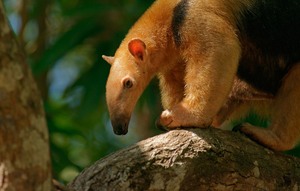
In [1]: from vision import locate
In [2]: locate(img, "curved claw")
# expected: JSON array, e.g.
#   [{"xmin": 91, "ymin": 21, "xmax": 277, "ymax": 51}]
[
  {"xmin": 155, "ymin": 118, "xmax": 168, "ymax": 132},
  {"xmin": 232, "ymin": 123, "xmax": 244, "ymax": 132}
]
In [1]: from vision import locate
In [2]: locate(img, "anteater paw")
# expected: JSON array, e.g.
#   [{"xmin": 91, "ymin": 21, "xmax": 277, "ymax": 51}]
[{"xmin": 156, "ymin": 109, "xmax": 184, "ymax": 131}]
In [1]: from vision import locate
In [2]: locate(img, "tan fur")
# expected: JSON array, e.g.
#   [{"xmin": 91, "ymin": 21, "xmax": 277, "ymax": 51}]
[
  {"xmin": 157, "ymin": 0, "xmax": 242, "ymax": 127},
  {"xmin": 105, "ymin": 0, "xmax": 300, "ymax": 150},
  {"xmin": 105, "ymin": 0, "xmax": 180, "ymax": 134},
  {"xmin": 212, "ymin": 78, "xmax": 273, "ymax": 128},
  {"xmin": 233, "ymin": 64, "xmax": 300, "ymax": 151}
]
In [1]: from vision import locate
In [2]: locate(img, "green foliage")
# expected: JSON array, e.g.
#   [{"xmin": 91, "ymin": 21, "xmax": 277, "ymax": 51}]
[
  {"xmin": 4, "ymin": 0, "xmax": 156, "ymax": 183},
  {"xmin": 3, "ymin": 0, "xmax": 299, "ymax": 183},
  {"xmin": 32, "ymin": 19, "xmax": 101, "ymax": 74}
]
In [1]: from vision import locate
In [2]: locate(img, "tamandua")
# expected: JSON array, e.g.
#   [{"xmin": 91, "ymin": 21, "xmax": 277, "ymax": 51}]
[{"xmin": 103, "ymin": 0, "xmax": 300, "ymax": 151}]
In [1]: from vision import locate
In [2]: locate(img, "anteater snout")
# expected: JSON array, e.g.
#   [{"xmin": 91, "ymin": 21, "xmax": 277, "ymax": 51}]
[
  {"xmin": 112, "ymin": 123, "xmax": 128, "ymax": 135},
  {"xmin": 111, "ymin": 116, "xmax": 129, "ymax": 135}
]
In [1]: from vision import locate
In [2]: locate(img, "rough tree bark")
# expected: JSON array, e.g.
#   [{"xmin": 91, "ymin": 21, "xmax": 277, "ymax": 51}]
[
  {"xmin": 0, "ymin": 2, "xmax": 52, "ymax": 190},
  {"xmin": 68, "ymin": 129, "xmax": 300, "ymax": 191}
]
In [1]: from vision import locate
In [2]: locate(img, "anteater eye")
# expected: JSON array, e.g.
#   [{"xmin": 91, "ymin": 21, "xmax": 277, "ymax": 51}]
[{"xmin": 122, "ymin": 78, "xmax": 133, "ymax": 89}]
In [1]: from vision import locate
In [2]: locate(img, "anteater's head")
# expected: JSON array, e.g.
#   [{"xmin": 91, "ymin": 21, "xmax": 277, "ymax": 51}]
[{"xmin": 103, "ymin": 39, "xmax": 153, "ymax": 135}]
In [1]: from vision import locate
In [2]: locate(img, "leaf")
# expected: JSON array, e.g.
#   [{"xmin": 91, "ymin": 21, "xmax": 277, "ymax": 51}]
[
  {"xmin": 64, "ymin": 60, "xmax": 109, "ymax": 117},
  {"xmin": 62, "ymin": 3, "xmax": 113, "ymax": 18},
  {"xmin": 32, "ymin": 18, "xmax": 102, "ymax": 75}
]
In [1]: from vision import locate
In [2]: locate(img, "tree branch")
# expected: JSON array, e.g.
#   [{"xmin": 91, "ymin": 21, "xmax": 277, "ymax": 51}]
[{"xmin": 68, "ymin": 129, "xmax": 300, "ymax": 190}]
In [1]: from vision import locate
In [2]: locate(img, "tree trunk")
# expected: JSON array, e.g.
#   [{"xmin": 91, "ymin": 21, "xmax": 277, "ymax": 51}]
[
  {"xmin": 68, "ymin": 128, "xmax": 300, "ymax": 191},
  {"xmin": 0, "ymin": 2, "xmax": 52, "ymax": 190}
]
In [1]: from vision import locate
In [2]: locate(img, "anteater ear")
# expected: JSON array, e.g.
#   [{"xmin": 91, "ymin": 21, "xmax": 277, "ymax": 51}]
[
  {"xmin": 128, "ymin": 39, "xmax": 146, "ymax": 62},
  {"xmin": 102, "ymin": 55, "xmax": 115, "ymax": 65}
]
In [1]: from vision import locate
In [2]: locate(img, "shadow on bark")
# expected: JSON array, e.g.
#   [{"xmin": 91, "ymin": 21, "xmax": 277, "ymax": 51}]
[{"xmin": 67, "ymin": 128, "xmax": 300, "ymax": 191}]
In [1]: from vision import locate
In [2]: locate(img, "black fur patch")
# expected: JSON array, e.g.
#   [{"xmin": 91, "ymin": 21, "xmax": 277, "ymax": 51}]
[
  {"xmin": 237, "ymin": 0, "xmax": 300, "ymax": 94},
  {"xmin": 172, "ymin": 0, "xmax": 189, "ymax": 46}
]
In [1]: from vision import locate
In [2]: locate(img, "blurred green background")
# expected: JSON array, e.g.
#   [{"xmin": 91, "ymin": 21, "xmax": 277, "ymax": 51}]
[
  {"xmin": 3, "ymin": 0, "xmax": 299, "ymax": 184},
  {"xmin": 3, "ymin": 0, "xmax": 159, "ymax": 183}
]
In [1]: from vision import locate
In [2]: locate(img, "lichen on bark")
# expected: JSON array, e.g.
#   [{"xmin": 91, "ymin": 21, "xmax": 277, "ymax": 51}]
[
  {"xmin": 69, "ymin": 129, "xmax": 300, "ymax": 191},
  {"xmin": 0, "ymin": 1, "xmax": 52, "ymax": 190}
]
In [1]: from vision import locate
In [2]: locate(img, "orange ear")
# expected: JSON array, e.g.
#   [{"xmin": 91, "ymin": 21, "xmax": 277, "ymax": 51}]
[
  {"xmin": 128, "ymin": 39, "xmax": 146, "ymax": 61},
  {"xmin": 102, "ymin": 55, "xmax": 115, "ymax": 65}
]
